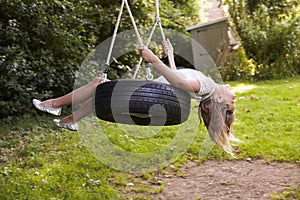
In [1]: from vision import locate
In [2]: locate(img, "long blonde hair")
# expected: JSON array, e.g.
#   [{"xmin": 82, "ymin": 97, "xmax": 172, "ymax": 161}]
[{"xmin": 198, "ymin": 85, "xmax": 239, "ymax": 156}]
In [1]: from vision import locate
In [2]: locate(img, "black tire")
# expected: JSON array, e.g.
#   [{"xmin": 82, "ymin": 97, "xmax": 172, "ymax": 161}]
[{"xmin": 93, "ymin": 79, "xmax": 191, "ymax": 126}]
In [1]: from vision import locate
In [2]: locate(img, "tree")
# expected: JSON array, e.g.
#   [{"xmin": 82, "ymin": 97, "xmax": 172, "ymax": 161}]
[
  {"xmin": 0, "ymin": 0, "xmax": 203, "ymax": 119},
  {"xmin": 222, "ymin": 0, "xmax": 300, "ymax": 79}
]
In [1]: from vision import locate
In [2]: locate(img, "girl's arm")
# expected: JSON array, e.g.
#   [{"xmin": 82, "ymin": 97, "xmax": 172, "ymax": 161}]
[
  {"xmin": 139, "ymin": 46, "xmax": 200, "ymax": 93},
  {"xmin": 162, "ymin": 39, "xmax": 176, "ymax": 70}
]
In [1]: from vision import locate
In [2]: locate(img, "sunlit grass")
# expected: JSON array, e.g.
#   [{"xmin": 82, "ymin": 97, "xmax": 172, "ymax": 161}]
[
  {"xmin": 230, "ymin": 77, "xmax": 300, "ymax": 161},
  {"xmin": 231, "ymin": 84, "xmax": 257, "ymax": 93}
]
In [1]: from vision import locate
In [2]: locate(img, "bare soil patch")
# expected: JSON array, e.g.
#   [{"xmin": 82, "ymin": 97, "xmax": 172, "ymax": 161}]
[{"xmin": 154, "ymin": 159, "xmax": 300, "ymax": 200}]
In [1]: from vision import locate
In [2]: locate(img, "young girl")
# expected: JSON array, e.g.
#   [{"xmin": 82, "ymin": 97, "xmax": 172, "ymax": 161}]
[{"xmin": 33, "ymin": 40, "xmax": 238, "ymax": 156}]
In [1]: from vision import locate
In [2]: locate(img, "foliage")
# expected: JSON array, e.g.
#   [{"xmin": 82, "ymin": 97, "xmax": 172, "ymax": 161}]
[
  {"xmin": 0, "ymin": 0, "xmax": 92, "ymax": 118},
  {"xmin": 1, "ymin": 76, "xmax": 300, "ymax": 199},
  {"xmin": 222, "ymin": 0, "xmax": 300, "ymax": 80},
  {"xmin": 217, "ymin": 43, "xmax": 257, "ymax": 81},
  {"xmin": 0, "ymin": 0, "xmax": 202, "ymax": 119},
  {"xmin": 270, "ymin": 186, "xmax": 300, "ymax": 200}
]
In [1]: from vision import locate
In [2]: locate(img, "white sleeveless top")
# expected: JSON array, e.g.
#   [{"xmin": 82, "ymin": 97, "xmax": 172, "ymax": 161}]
[{"xmin": 154, "ymin": 68, "xmax": 216, "ymax": 102}]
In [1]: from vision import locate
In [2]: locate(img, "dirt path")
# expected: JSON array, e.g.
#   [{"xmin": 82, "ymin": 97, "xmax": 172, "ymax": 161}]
[{"xmin": 154, "ymin": 159, "xmax": 300, "ymax": 200}]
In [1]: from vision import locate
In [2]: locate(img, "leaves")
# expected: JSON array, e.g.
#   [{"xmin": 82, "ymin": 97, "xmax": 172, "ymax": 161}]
[
  {"xmin": 0, "ymin": 0, "xmax": 202, "ymax": 119},
  {"xmin": 224, "ymin": 0, "xmax": 300, "ymax": 80}
]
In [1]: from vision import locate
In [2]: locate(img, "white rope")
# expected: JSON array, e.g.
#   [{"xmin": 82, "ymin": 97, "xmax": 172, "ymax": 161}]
[
  {"xmin": 132, "ymin": 19, "xmax": 158, "ymax": 79},
  {"xmin": 102, "ymin": 0, "xmax": 125, "ymax": 82},
  {"xmin": 132, "ymin": 0, "xmax": 167, "ymax": 79},
  {"xmin": 155, "ymin": 0, "xmax": 160, "ymax": 18},
  {"xmin": 103, "ymin": 0, "xmax": 144, "ymax": 82},
  {"xmin": 103, "ymin": 0, "xmax": 166, "ymax": 81},
  {"xmin": 155, "ymin": 0, "xmax": 166, "ymax": 42},
  {"xmin": 158, "ymin": 20, "xmax": 166, "ymax": 42},
  {"xmin": 105, "ymin": 0, "xmax": 125, "ymax": 66},
  {"xmin": 124, "ymin": 0, "xmax": 144, "ymax": 46}
]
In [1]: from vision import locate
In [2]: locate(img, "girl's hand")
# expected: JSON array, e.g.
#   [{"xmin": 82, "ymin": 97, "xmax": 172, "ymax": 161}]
[
  {"xmin": 139, "ymin": 46, "xmax": 159, "ymax": 63},
  {"xmin": 162, "ymin": 39, "xmax": 173, "ymax": 55}
]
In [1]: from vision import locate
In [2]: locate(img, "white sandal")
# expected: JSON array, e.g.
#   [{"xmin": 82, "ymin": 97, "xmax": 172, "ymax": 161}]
[
  {"xmin": 32, "ymin": 99, "xmax": 62, "ymax": 116},
  {"xmin": 53, "ymin": 119, "xmax": 78, "ymax": 131}
]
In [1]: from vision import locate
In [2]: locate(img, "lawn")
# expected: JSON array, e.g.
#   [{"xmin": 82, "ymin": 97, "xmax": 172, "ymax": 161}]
[{"xmin": 0, "ymin": 76, "xmax": 299, "ymax": 199}]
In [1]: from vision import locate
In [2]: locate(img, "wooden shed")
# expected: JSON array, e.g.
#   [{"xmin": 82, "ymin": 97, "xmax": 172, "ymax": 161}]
[{"xmin": 186, "ymin": 17, "xmax": 238, "ymax": 72}]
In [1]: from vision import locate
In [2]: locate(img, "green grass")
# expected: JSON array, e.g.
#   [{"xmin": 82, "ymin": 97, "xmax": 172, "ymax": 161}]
[
  {"xmin": 1, "ymin": 76, "xmax": 299, "ymax": 199},
  {"xmin": 270, "ymin": 186, "xmax": 300, "ymax": 200},
  {"xmin": 231, "ymin": 77, "xmax": 300, "ymax": 161}
]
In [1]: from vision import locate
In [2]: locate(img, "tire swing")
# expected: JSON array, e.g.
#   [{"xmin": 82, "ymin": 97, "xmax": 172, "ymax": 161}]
[{"xmin": 94, "ymin": 0, "xmax": 191, "ymax": 126}]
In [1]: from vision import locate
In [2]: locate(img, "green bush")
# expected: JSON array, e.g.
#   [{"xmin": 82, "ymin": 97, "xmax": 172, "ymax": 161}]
[
  {"xmin": 0, "ymin": 0, "xmax": 93, "ymax": 118},
  {"xmin": 216, "ymin": 42, "xmax": 257, "ymax": 81},
  {"xmin": 223, "ymin": 0, "xmax": 300, "ymax": 80}
]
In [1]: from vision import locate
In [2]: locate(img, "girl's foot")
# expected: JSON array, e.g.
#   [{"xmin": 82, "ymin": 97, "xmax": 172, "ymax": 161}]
[
  {"xmin": 53, "ymin": 115, "xmax": 78, "ymax": 131},
  {"xmin": 32, "ymin": 99, "xmax": 62, "ymax": 116},
  {"xmin": 53, "ymin": 119, "xmax": 78, "ymax": 131}
]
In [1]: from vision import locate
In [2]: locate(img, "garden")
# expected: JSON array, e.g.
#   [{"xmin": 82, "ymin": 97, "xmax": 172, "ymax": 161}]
[{"xmin": 1, "ymin": 0, "xmax": 299, "ymax": 199}]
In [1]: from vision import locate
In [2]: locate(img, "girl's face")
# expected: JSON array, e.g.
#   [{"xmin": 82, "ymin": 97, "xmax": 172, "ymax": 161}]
[{"xmin": 224, "ymin": 85, "xmax": 236, "ymax": 113}]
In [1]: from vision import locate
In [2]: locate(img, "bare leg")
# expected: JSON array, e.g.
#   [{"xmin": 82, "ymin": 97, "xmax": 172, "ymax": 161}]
[
  {"xmin": 41, "ymin": 78, "xmax": 101, "ymax": 108},
  {"xmin": 59, "ymin": 97, "xmax": 94, "ymax": 123}
]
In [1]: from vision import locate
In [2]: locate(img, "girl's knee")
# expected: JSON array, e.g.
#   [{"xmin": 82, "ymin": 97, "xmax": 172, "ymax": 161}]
[
  {"xmin": 93, "ymin": 77, "xmax": 102, "ymax": 85},
  {"xmin": 87, "ymin": 77, "xmax": 102, "ymax": 90},
  {"xmin": 92, "ymin": 77, "xmax": 109, "ymax": 87}
]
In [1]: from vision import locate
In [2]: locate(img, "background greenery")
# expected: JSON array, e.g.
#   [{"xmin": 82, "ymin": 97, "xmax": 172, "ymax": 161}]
[{"xmin": 222, "ymin": 0, "xmax": 299, "ymax": 80}]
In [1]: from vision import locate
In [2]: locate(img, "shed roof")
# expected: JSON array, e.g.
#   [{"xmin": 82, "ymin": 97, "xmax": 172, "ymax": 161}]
[{"xmin": 186, "ymin": 17, "xmax": 228, "ymax": 31}]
